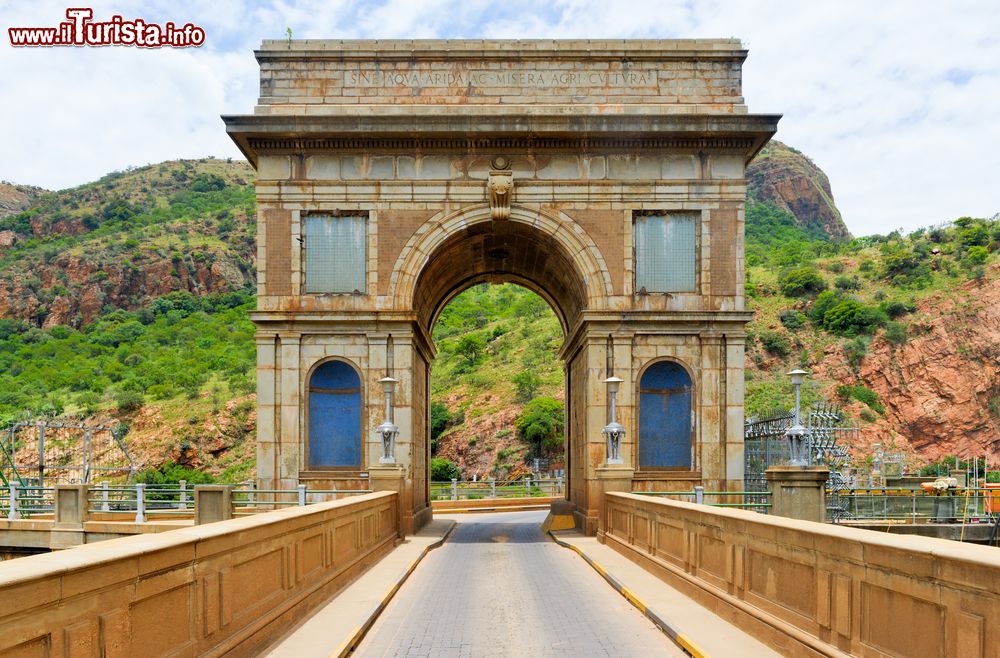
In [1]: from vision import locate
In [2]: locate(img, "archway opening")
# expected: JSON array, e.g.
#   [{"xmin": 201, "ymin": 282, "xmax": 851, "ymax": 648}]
[{"xmin": 428, "ymin": 282, "xmax": 566, "ymax": 487}]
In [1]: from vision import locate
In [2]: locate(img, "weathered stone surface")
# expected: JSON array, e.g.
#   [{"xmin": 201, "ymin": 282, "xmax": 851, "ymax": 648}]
[
  {"xmin": 603, "ymin": 492, "xmax": 1000, "ymax": 657},
  {"xmin": 226, "ymin": 39, "xmax": 777, "ymax": 536},
  {"xmin": 0, "ymin": 492, "xmax": 399, "ymax": 656}
]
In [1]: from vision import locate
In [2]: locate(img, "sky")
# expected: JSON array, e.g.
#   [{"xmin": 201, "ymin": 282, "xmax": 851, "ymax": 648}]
[{"xmin": 1, "ymin": 0, "xmax": 998, "ymax": 236}]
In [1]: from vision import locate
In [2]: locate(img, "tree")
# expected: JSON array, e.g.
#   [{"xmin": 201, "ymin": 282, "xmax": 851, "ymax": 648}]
[
  {"xmin": 779, "ymin": 267, "xmax": 827, "ymax": 297},
  {"xmin": 515, "ymin": 396, "xmax": 564, "ymax": 455},
  {"xmin": 822, "ymin": 300, "xmax": 887, "ymax": 336},
  {"xmin": 455, "ymin": 334, "xmax": 485, "ymax": 366},
  {"xmin": 512, "ymin": 371, "xmax": 541, "ymax": 403},
  {"xmin": 430, "ymin": 457, "xmax": 461, "ymax": 482},
  {"xmin": 778, "ymin": 310, "xmax": 806, "ymax": 330},
  {"xmin": 430, "ymin": 402, "xmax": 451, "ymax": 454}
]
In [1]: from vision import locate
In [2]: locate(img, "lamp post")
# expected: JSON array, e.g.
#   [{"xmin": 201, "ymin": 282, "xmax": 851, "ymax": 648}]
[
  {"xmin": 375, "ymin": 377, "xmax": 399, "ymax": 464},
  {"xmin": 785, "ymin": 369, "xmax": 810, "ymax": 466},
  {"xmin": 601, "ymin": 376, "xmax": 625, "ymax": 464}
]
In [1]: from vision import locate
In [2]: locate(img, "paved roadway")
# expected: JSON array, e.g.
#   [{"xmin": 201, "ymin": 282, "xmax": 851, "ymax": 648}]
[{"xmin": 353, "ymin": 510, "xmax": 682, "ymax": 658}]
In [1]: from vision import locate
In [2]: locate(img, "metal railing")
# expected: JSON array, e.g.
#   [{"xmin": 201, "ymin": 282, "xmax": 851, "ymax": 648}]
[
  {"xmin": 633, "ymin": 487, "xmax": 772, "ymax": 512},
  {"xmin": 0, "ymin": 482, "xmax": 378, "ymax": 524},
  {"xmin": 829, "ymin": 487, "xmax": 1000, "ymax": 524},
  {"xmin": 231, "ymin": 486, "xmax": 373, "ymax": 516},
  {"xmin": 430, "ymin": 476, "xmax": 564, "ymax": 501},
  {"xmin": 1, "ymin": 483, "xmax": 55, "ymax": 518}
]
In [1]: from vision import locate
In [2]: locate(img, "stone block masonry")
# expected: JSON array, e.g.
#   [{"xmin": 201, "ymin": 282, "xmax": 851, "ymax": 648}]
[{"xmin": 224, "ymin": 39, "xmax": 779, "ymax": 536}]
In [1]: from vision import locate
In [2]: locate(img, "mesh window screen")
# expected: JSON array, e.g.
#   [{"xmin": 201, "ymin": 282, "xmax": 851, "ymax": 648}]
[
  {"xmin": 304, "ymin": 214, "xmax": 366, "ymax": 293},
  {"xmin": 635, "ymin": 213, "xmax": 697, "ymax": 292}
]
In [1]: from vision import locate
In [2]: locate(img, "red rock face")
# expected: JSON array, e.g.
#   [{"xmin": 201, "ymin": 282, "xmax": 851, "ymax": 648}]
[
  {"xmin": 813, "ymin": 266, "xmax": 1000, "ymax": 461},
  {"xmin": 0, "ymin": 183, "xmax": 45, "ymax": 220},
  {"xmin": 747, "ymin": 141, "xmax": 852, "ymax": 240},
  {"xmin": 0, "ymin": 249, "xmax": 253, "ymax": 327}
]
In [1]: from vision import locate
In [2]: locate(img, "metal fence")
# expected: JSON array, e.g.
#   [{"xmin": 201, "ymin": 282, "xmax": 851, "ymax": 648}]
[
  {"xmin": 2, "ymin": 416, "xmax": 134, "ymax": 486},
  {"xmin": 633, "ymin": 487, "xmax": 772, "ymax": 512},
  {"xmin": 834, "ymin": 487, "xmax": 1000, "ymax": 524},
  {"xmin": 430, "ymin": 476, "xmax": 564, "ymax": 501},
  {"xmin": 1, "ymin": 482, "xmax": 372, "ymax": 523},
  {"xmin": 744, "ymin": 403, "xmax": 858, "ymax": 518}
]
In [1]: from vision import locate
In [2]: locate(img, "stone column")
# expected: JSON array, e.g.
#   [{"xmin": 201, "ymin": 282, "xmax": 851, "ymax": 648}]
[
  {"xmin": 368, "ymin": 464, "xmax": 406, "ymax": 537},
  {"xmin": 256, "ymin": 335, "xmax": 278, "ymax": 492},
  {"xmin": 596, "ymin": 464, "xmax": 636, "ymax": 541},
  {"xmin": 724, "ymin": 334, "xmax": 747, "ymax": 491},
  {"xmin": 766, "ymin": 466, "xmax": 829, "ymax": 523},
  {"xmin": 52, "ymin": 485, "xmax": 91, "ymax": 549},
  {"xmin": 195, "ymin": 485, "xmax": 234, "ymax": 525},
  {"xmin": 54, "ymin": 485, "xmax": 90, "ymax": 527},
  {"xmin": 277, "ymin": 333, "xmax": 301, "ymax": 490}
]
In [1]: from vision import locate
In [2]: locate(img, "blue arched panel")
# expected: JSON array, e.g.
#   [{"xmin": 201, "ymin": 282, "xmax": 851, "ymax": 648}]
[
  {"xmin": 639, "ymin": 361, "xmax": 693, "ymax": 469},
  {"xmin": 308, "ymin": 361, "xmax": 361, "ymax": 468}
]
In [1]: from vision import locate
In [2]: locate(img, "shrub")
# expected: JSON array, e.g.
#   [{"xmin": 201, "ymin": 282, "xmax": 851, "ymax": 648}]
[
  {"xmin": 964, "ymin": 245, "xmax": 988, "ymax": 266},
  {"xmin": 430, "ymin": 402, "xmax": 451, "ymax": 444},
  {"xmin": 515, "ymin": 396, "xmax": 564, "ymax": 454},
  {"xmin": 836, "ymin": 384, "xmax": 885, "ymax": 414},
  {"xmin": 958, "ymin": 223, "xmax": 989, "ymax": 247},
  {"xmin": 512, "ymin": 371, "xmax": 541, "ymax": 403},
  {"xmin": 880, "ymin": 300, "xmax": 915, "ymax": 319},
  {"xmin": 823, "ymin": 300, "xmax": 887, "ymax": 336},
  {"xmin": 136, "ymin": 462, "xmax": 214, "ymax": 487},
  {"xmin": 759, "ymin": 331, "xmax": 790, "ymax": 357},
  {"xmin": 779, "ymin": 267, "xmax": 827, "ymax": 297},
  {"xmin": 808, "ymin": 290, "xmax": 844, "ymax": 324},
  {"xmin": 189, "ymin": 173, "xmax": 227, "ymax": 193},
  {"xmin": 114, "ymin": 389, "xmax": 144, "ymax": 413},
  {"xmin": 826, "ymin": 261, "xmax": 845, "ymax": 273},
  {"xmin": 843, "ymin": 337, "xmax": 868, "ymax": 370},
  {"xmin": 880, "ymin": 245, "xmax": 930, "ymax": 286},
  {"xmin": 834, "ymin": 275, "xmax": 861, "ymax": 291},
  {"xmin": 884, "ymin": 321, "xmax": 907, "ymax": 346},
  {"xmin": 779, "ymin": 310, "xmax": 806, "ymax": 330},
  {"xmin": 430, "ymin": 457, "xmax": 461, "ymax": 482}
]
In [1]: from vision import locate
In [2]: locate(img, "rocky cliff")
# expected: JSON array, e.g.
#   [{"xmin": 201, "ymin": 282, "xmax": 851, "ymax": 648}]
[
  {"xmin": 747, "ymin": 140, "xmax": 851, "ymax": 240},
  {"xmin": 813, "ymin": 266, "xmax": 1000, "ymax": 461},
  {"xmin": 0, "ymin": 159, "xmax": 256, "ymax": 327}
]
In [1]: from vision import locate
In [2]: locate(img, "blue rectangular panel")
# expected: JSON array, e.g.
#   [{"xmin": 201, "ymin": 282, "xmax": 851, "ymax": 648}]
[
  {"xmin": 308, "ymin": 391, "xmax": 361, "ymax": 468},
  {"xmin": 639, "ymin": 388, "xmax": 692, "ymax": 468}
]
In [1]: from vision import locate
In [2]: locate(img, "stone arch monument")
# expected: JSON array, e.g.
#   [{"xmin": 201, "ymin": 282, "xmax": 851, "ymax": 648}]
[{"xmin": 224, "ymin": 39, "xmax": 779, "ymax": 534}]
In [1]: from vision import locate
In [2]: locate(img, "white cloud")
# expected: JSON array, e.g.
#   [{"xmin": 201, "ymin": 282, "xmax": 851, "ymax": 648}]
[{"xmin": 1, "ymin": 0, "xmax": 997, "ymax": 234}]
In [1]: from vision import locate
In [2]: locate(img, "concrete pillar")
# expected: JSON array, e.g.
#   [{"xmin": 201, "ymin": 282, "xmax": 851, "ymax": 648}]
[
  {"xmin": 596, "ymin": 464, "xmax": 635, "ymax": 541},
  {"xmin": 195, "ymin": 485, "xmax": 233, "ymax": 525},
  {"xmin": 368, "ymin": 464, "xmax": 406, "ymax": 537},
  {"xmin": 54, "ymin": 485, "xmax": 90, "ymax": 528},
  {"xmin": 766, "ymin": 466, "xmax": 829, "ymax": 523}
]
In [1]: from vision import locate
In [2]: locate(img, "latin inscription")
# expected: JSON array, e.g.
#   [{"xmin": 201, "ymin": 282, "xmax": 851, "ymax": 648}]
[{"xmin": 345, "ymin": 68, "xmax": 657, "ymax": 88}]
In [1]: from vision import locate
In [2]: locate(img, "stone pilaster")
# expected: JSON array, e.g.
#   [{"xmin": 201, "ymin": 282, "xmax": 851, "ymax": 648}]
[{"xmin": 766, "ymin": 466, "xmax": 829, "ymax": 523}]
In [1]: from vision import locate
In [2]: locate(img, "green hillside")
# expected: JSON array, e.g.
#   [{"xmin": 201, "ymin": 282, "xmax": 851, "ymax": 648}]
[{"xmin": 0, "ymin": 157, "xmax": 997, "ymax": 479}]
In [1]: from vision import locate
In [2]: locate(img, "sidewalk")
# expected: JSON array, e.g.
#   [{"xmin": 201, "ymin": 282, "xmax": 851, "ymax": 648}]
[
  {"xmin": 550, "ymin": 530, "xmax": 780, "ymax": 658},
  {"xmin": 262, "ymin": 519, "xmax": 455, "ymax": 658}
]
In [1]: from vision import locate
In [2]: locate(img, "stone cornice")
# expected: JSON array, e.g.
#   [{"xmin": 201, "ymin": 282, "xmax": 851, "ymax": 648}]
[
  {"xmin": 223, "ymin": 113, "xmax": 780, "ymax": 167},
  {"xmin": 255, "ymin": 38, "xmax": 748, "ymax": 62}
]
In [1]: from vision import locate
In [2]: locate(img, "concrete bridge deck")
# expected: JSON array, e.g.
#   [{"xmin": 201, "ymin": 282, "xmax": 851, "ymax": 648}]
[{"xmin": 266, "ymin": 510, "xmax": 776, "ymax": 657}]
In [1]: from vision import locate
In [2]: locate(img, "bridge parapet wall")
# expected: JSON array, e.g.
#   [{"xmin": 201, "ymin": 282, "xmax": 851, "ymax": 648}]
[
  {"xmin": 0, "ymin": 491, "xmax": 398, "ymax": 657},
  {"xmin": 603, "ymin": 491, "xmax": 999, "ymax": 657}
]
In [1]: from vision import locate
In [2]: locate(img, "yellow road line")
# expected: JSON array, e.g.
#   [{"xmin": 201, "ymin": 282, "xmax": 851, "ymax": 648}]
[{"xmin": 676, "ymin": 634, "xmax": 710, "ymax": 658}]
